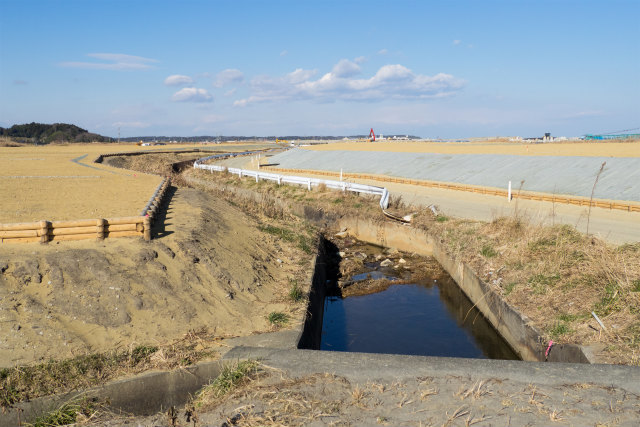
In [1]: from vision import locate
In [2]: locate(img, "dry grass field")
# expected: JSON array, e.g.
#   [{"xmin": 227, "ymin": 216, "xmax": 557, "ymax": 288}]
[
  {"xmin": 0, "ymin": 143, "xmax": 270, "ymax": 224},
  {"xmin": 308, "ymin": 140, "xmax": 640, "ymax": 157}
]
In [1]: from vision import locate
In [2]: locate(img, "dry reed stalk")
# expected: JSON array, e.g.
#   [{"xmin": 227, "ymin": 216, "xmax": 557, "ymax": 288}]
[{"xmin": 587, "ymin": 161, "xmax": 606, "ymax": 235}]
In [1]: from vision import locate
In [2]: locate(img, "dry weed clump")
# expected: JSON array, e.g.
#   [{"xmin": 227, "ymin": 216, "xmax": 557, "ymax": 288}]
[
  {"xmin": 414, "ymin": 210, "xmax": 640, "ymax": 364},
  {"xmin": 188, "ymin": 168, "xmax": 381, "ymax": 219},
  {"xmin": 0, "ymin": 328, "xmax": 218, "ymax": 408},
  {"xmin": 196, "ymin": 372, "xmax": 351, "ymax": 426}
]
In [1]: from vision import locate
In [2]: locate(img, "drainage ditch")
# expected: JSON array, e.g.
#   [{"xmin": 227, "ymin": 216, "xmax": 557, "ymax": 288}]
[{"xmin": 299, "ymin": 236, "xmax": 519, "ymax": 360}]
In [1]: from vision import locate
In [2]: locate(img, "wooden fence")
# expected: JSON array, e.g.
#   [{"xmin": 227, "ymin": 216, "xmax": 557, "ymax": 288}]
[
  {"xmin": 0, "ymin": 216, "xmax": 147, "ymax": 243},
  {"xmin": 0, "ymin": 176, "xmax": 171, "ymax": 244},
  {"xmin": 264, "ymin": 166, "xmax": 640, "ymax": 213}
]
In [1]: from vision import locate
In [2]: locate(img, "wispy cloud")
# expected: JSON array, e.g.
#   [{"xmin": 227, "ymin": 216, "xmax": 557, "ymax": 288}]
[
  {"xmin": 354, "ymin": 56, "xmax": 367, "ymax": 64},
  {"xmin": 13, "ymin": 80, "xmax": 28, "ymax": 85},
  {"xmin": 58, "ymin": 53, "xmax": 157, "ymax": 71},
  {"xmin": 59, "ymin": 53, "xmax": 157, "ymax": 70},
  {"xmin": 164, "ymin": 74, "xmax": 194, "ymax": 86},
  {"xmin": 280, "ymin": 50, "xmax": 288, "ymax": 57},
  {"xmin": 377, "ymin": 48, "xmax": 388, "ymax": 55},
  {"xmin": 203, "ymin": 114, "xmax": 226, "ymax": 123},
  {"xmin": 112, "ymin": 121, "xmax": 150, "ymax": 128},
  {"xmin": 453, "ymin": 40, "xmax": 473, "ymax": 48},
  {"xmin": 171, "ymin": 87, "xmax": 213, "ymax": 102},
  {"xmin": 213, "ymin": 69, "xmax": 244, "ymax": 87},
  {"xmin": 560, "ymin": 110, "xmax": 608, "ymax": 120},
  {"xmin": 233, "ymin": 60, "xmax": 465, "ymax": 106}
]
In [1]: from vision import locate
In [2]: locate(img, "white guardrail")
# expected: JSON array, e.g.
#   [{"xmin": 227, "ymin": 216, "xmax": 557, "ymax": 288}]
[{"xmin": 194, "ymin": 152, "xmax": 390, "ymax": 209}]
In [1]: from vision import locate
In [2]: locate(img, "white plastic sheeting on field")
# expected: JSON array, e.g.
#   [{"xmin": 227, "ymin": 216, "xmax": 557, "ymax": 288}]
[
  {"xmin": 194, "ymin": 153, "xmax": 390, "ymax": 209},
  {"xmin": 267, "ymin": 149, "xmax": 640, "ymax": 202}
]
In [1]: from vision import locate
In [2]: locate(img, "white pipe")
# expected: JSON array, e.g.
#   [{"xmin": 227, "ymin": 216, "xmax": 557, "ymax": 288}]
[
  {"xmin": 591, "ymin": 311, "xmax": 606, "ymax": 330},
  {"xmin": 508, "ymin": 180, "xmax": 512, "ymax": 202}
]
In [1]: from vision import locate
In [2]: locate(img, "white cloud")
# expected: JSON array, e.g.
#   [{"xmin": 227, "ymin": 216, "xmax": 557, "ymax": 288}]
[
  {"xmin": 377, "ymin": 49, "xmax": 388, "ymax": 55},
  {"xmin": 354, "ymin": 56, "xmax": 367, "ymax": 64},
  {"xmin": 59, "ymin": 53, "xmax": 158, "ymax": 70},
  {"xmin": 171, "ymin": 87, "xmax": 213, "ymax": 102},
  {"xmin": 453, "ymin": 39, "xmax": 462, "ymax": 45},
  {"xmin": 331, "ymin": 59, "xmax": 361, "ymax": 78},
  {"xmin": 213, "ymin": 69, "xmax": 244, "ymax": 87},
  {"xmin": 164, "ymin": 74, "xmax": 194, "ymax": 86},
  {"xmin": 224, "ymin": 88, "xmax": 237, "ymax": 97},
  {"xmin": 280, "ymin": 50, "xmax": 288, "ymax": 57},
  {"xmin": 234, "ymin": 60, "xmax": 465, "ymax": 106}
]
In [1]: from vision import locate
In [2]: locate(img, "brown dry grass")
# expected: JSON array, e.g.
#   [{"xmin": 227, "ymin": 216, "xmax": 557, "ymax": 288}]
[
  {"xmin": 188, "ymin": 167, "xmax": 382, "ymax": 219},
  {"xmin": 194, "ymin": 371, "xmax": 353, "ymax": 426},
  {"xmin": 413, "ymin": 211, "xmax": 640, "ymax": 364},
  {"xmin": 0, "ymin": 143, "xmax": 274, "ymax": 224},
  {"xmin": 1, "ymin": 328, "xmax": 219, "ymax": 408},
  {"xmin": 306, "ymin": 140, "xmax": 640, "ymax": 158}
]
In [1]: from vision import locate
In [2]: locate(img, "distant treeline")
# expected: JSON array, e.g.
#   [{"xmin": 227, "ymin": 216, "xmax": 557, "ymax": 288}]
[
  {"xmin": 0, "ymin": 123, "xmax": 420, "ymax": 144},
  {"xmin": 0, "ymin": 122, "xmax": 113, "ymax": 144},
  {"xmin": 121, "ymin": 134, "xmax": 421, "ymax": 143}
]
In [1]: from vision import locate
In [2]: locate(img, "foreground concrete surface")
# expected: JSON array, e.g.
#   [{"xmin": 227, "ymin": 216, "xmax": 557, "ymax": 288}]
[{"xmin": 91, "ymin": 344, "xmax": 640, "ymax": 426}]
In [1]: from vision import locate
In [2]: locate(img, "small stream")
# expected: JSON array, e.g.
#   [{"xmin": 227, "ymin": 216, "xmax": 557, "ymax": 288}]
[{"xmin": 320, "ymin": 240, "xmax": 519, "ymax": 360}]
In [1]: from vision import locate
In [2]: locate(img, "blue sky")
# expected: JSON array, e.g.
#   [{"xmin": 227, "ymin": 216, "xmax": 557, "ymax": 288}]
[{"xmin": 1, "ymin": 0, "xmax": 638, "ymax": 138}]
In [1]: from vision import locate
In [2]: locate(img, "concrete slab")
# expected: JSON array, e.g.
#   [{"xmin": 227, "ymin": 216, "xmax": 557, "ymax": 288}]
[{"xmin": 223, "ymin": 346, "xmax": 640, "ymax": 394}]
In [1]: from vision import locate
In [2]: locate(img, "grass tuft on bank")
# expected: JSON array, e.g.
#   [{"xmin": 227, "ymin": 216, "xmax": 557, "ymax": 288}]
[{"xmin": 1, "ymin": 330, "xmax": 216, "ymax": 409}]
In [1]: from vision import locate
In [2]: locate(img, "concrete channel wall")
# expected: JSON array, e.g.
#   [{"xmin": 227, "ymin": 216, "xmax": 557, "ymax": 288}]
[
  {"xmin": 188, "ymin": 175, "xmax": 593, "ymax": 363},
  {"xmin": 332, "ymin": 216, "xmax": 592, "ymax": 363},
  {"xmin": 296, "ymin": 238, "xmax": 331, "ymax": 350}
]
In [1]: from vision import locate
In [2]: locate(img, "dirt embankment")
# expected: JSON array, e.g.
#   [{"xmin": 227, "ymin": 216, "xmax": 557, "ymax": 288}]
[{"xmin": 0, "ymin": 186, "xmax": 310, "ymax": 367}]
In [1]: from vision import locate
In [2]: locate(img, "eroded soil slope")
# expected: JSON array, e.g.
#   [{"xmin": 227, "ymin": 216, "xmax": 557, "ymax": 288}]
[{"xmin": 0, "ymin": 187, "xmax": 308, "ymax": 367}]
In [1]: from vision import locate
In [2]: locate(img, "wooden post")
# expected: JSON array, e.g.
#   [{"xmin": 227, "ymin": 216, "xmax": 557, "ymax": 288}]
[
  {"xmin": 96, "ymin": 218, "xmax": 105, "ymax": 239},
  {"xmin": 143, "ymin": 216, "xmax": 151, "ymax": 241},
  {"xmin": 40, "ymin": 220, "xmax": 50, "ymax": 243}
]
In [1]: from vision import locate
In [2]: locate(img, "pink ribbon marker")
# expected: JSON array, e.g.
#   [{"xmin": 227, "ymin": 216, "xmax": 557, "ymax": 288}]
[{"xmin": 545, "ymin": 340, "xmax": 554, "ymax": 358}]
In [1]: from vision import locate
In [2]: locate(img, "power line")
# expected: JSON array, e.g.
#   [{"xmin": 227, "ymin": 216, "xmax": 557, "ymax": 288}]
[{"xmin": 591, "ymin": 126, "xmax": 640, "ymax": 136}]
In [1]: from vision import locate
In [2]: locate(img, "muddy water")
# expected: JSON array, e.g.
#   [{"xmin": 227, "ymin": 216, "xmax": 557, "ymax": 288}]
[{"xmin": 320, "ymin": 241, "xmax": 519, "ymax": 360}]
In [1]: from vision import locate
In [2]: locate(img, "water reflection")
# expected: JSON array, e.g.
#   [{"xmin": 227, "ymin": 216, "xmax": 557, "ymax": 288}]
[{"xmin": 321, "ymin": 262, "xmax": 519, "ymax": 360}]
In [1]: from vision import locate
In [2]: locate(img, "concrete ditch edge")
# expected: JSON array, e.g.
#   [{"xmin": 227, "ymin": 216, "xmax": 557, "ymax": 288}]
[
  {"xmin": 334, "ymin": 216, "xmax": 593, "ymax": 363},
  {"xmin": 223, "ymin": 346, "xmax": 640, "ymax": 395}
]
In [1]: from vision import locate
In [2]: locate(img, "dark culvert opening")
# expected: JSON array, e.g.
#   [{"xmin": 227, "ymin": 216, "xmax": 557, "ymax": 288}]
[{"xmin": 298, "ymin": 236, "xmax": 520, "ymax": 360}]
